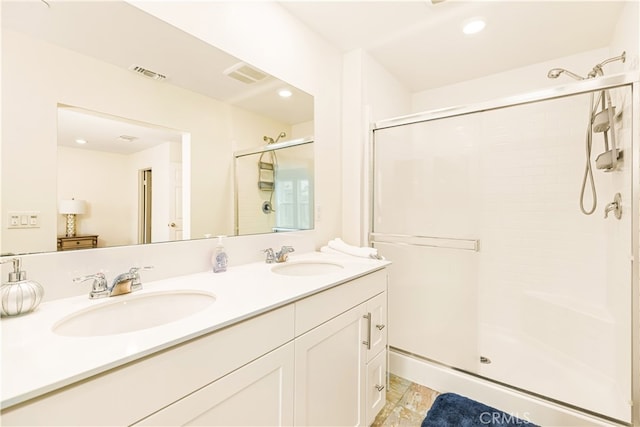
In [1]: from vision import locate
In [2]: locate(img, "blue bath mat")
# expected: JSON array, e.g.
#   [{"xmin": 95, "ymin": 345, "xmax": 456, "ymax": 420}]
[{"xmin": 422, "ymin": 393, "xmax": 539, "ymax": 427}]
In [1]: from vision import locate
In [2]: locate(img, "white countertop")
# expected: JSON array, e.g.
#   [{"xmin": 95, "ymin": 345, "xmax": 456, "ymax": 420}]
[{"xmin": 1, "ymin": 252, "xmax": 389, "ymax": 409}]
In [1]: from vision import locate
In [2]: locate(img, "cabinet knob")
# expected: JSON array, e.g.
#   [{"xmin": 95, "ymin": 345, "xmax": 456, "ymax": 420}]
[
  {"xmin": 376, "ymin": 324, "xmax": 385, "ymax": 331},
  {"xmin": 169, "ymin": 222, "xmax": 176, "ymax": 227},
  {"xmin": 375, "ymin": 384, "xmax": 385, "ymax": 392}
]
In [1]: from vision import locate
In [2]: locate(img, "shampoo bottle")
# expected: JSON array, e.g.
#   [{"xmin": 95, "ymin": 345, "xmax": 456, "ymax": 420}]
[{"xmin": 212, "ymin": 236, "xmax": 228, "ymax": 273}]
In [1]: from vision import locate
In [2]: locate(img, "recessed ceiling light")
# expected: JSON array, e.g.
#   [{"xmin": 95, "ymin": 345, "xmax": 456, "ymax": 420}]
[
  {"xmin": 75, "ymin": 139, "xmax": 87, "ymax": 145},
  {"xmin": 463, "ymin": 19, "xmax": 486, "ymax": 35},
  {"xmin": 278, "ymin": 89, "xmax": 293, "ymax": 98}
]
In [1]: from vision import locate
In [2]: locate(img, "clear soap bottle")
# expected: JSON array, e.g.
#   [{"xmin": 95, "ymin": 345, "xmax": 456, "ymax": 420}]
[{"xmin": 212, "ymin": 236, "xmax": 228, "ymax": 273}]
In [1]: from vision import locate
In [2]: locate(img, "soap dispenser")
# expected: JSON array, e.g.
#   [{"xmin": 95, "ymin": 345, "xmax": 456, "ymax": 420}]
[
  {"xmin": 212, "ymin": 236, "xmax": 228, "ymax": 273},
  {"xmin": 0, "ymin": 258, "xmax": 44, "ymax": 317}
]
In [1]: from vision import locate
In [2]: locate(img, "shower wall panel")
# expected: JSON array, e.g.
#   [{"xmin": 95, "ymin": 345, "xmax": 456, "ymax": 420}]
[{"xmin": 372, "ymin": 85, "xmax": 633, "ymax": 422}]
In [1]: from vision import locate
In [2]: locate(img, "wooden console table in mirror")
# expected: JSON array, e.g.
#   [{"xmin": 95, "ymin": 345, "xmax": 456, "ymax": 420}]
[{"xmin": 57, "ymin": 235, "xmax": 99, "ymax": 251}]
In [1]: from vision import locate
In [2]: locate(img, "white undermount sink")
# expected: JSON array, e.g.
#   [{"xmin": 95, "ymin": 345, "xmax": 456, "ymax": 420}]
[
  {"xmin": 52, "ymin": 290, "xmax": 216, "ymax": 337},
  {"xmin": 271, "ymin": 261, "xmax": 344, "ymax": 276}
]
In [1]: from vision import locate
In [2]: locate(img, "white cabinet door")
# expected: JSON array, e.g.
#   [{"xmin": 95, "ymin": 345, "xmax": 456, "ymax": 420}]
[
  {"xmin": 365, "ymin": 350, "xmax": 387, "ymax": 426},
  {"xmin": 135, "ymin": 342, "xmax": 294, "ymax": 426},
  {"xmin": 366, "ymin": 291, "xmax": 387, "ymax": 361},
  {"xmin": 294, "ymin": 303, "xmax": 367, "ymax": 426}
]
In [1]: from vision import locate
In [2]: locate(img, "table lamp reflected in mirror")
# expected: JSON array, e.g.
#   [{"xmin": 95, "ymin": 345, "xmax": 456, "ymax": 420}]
[{"xmin": 59, "ymin": 199, "xmax": 86, "ymax": 237}]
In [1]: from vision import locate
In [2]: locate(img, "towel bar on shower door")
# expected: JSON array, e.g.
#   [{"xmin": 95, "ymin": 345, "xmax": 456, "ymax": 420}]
[{"xmin": 369, "ymin": 233, "xmax": 480, "ymax": 252}]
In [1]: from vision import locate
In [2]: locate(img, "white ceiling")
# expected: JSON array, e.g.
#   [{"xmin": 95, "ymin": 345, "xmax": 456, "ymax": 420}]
[
  {"xmin": 57, "ymin": 107, "xmax": 184, "ymax": 155},
  {"xmin": 279, "ymin": 0, "xmax": 626, "ymax": 92},
  {"xmin": 4, "ymin": 1, "xmax": 627, "ymax": 153}
]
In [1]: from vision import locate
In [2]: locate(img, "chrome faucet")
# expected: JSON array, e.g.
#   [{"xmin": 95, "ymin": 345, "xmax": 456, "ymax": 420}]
[
  {"xmin": 74, "ymin": 266, "xmax": 153, "ymax": 299},
  {"xmin": 263, "ymin": 246, "xmax": 295, "ymax": 263},
  {"xmin": 275, "ymin": 246, "xmax": 295, "ymax": 263}
]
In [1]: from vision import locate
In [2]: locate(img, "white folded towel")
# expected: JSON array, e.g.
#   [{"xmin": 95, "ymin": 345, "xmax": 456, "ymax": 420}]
[
  {"xmin": 326, "ymin": 238, "xmax": 381, "ymax": 259},
  {"xmin": 320, "ymin": 246, "xmax": 340, "ymax": 255}
]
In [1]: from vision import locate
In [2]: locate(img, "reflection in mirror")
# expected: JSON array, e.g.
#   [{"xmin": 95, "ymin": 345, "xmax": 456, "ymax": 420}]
[
  {"xmin": 57, "ymin": 106, "xmax": 187, "ymax": 248},
  {"xmin": 235, "ymin": 139, "xmax": 314, "ymax": 236},
  {"xmin": 1, "ymin": 0, "xmax": 314, "ymax": 256}
]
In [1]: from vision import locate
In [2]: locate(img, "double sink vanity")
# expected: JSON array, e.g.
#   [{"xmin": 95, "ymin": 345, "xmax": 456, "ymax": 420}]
[{"xmin": 1, "ymin": 251, "xmax": 390, "ymax": 426}]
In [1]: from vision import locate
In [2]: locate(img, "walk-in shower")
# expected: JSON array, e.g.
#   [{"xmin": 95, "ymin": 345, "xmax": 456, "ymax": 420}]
[
  {"xmin": 547, "ymin": 52, "xmax": 626, "ymax": 215},
  {"xmin": 234, "ymin": 136, "xmax": 314, "ymax": 236},
  {"xmin": 371, "ymin": 72, "xmax": 639, "ymax": 425}
]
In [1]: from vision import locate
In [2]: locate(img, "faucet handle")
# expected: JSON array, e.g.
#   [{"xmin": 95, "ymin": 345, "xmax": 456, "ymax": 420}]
[
  {"xmin": 263, "ymin": 248, "xmax": 276, "ymax": 264},
  {"xmin": 604, "ymin": 193, "xmax": 622, "ymax": 219},
  {"xmin": 128, "ymin": 266, "xmax": 154, "ymax": 279},
  {"xmin": 128, "ymin": 266, "xmax": 153, "ymax": 291},
  {"xmin": 276, "ymin": 246, "xmax": 295, "ymax": 263},
  {"xmin": 73, "ymin": 272, "xmax": 109, "ymax": 299}
]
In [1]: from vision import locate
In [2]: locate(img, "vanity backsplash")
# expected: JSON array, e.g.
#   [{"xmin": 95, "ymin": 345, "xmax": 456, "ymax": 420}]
[{"xmin": 0, "ymin": 231, "xmax": 315, "ymax": 303}]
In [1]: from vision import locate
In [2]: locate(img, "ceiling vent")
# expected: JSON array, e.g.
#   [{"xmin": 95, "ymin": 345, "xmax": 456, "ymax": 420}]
[
  {"xmin": 117, "ymin": 135, "xmax": 138, "ymax": 142},
  {"xmin": 223, "ymin": 62, "xmax": 267, "ymax": 84},
  {"xmin": 129, "ymin": 65, "xmax": 167, "ymax": 81}
]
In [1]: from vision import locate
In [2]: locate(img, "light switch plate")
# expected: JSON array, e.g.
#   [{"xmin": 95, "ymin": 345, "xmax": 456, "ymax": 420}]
[{"xmin": 7, "ymin": 211, "xmax": 40, "ymax": 229}]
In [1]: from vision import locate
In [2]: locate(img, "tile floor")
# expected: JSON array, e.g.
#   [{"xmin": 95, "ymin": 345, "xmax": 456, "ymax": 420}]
[{"xmin": 371, "ymin": 374, "xmax": 440, "ymax": 427}]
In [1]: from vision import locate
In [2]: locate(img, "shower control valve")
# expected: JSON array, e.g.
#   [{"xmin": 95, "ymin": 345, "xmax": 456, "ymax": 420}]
[{"xmin": 604, "ymin": 193, "xmax": 622, "ymax": 220}]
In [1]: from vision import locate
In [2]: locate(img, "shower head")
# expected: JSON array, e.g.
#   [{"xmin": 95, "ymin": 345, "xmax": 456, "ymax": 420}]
[
  {"xmin": 547, "ymin": 68, "xmax": 585, "ymax": 81},
  {"xmin": 587, "ymin": 51, "xmax": 626, "ymax": 78},
  {"xmin": 264, "ymin": 132, "xmax": 286, "ymax": 144},
  {"xmin": 274, "ymin": 131, "xmax": 286, "ymax": 143}
]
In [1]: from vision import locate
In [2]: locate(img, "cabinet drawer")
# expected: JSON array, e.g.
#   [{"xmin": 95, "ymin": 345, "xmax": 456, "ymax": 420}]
[
  {"xmin": 366, "ymin": 291, "xmax": 387, "ymax": 361},
  {"xmin": 57, "ymin": 236, "xmax": 98, "ymax": 251},
  {"xmin": 135, "ymin": 342, "xmax": 294, "ymax": 426},
  {"xmin": 295, "ymin": 268, "xmax": 387, "ymax": 336},
  {"xmin": 1, "ymin": 305, "xmax": 295, "ymax": 426},
  {"xmin": 366, "ymin": 350, "xmax": 387, "ymax": 426},
  {"xmin": 59, "ymin": 240, "xmax": 92, "ymax": 250}
]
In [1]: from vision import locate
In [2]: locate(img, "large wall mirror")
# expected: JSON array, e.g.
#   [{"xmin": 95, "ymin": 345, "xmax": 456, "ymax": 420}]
[{"xmin": 1, "ymin": 0, "xmax": 314, "ymax": 256}]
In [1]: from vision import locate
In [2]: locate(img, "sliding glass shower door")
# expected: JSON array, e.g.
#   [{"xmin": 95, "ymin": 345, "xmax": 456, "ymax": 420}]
[{"xmin": 372, "ymin": 83, "xmax": 634, "ymax": 422}]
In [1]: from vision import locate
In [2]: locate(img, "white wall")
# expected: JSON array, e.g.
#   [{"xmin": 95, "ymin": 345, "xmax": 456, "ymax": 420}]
[
  {"xmin": 130, "ymin": 142, "xmax": 180, "ymax": 245},
  {"xmin": 130, "ymin": 1, "xmax": 344, "ymax": 248},
  {"xmin": 57, "ymin": 142, "xmax": 183, "ymax": 248},
  {"xmin": 341, "ymin": 49, "xmax": 412, "ymax": 246},
  {"xmin": 57, "ymin": 147, "xmax": 136, "ymax": 248},
  {"xmin": 411, "ymin": 48, "xmax": 611, "ymax": 111}
]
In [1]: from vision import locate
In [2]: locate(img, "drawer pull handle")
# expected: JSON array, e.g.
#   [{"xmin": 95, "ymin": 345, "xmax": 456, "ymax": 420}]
[
  {"xmin": 362, "ymin": 313, "xmax": 371, "ymax": 350},
  {"xmin": 376, "ymin": 324, "xmax": 385, "ymax": 331},
  {"xmin": 375, "ymin": 384, "xmax": 385, "ymax": 392}
]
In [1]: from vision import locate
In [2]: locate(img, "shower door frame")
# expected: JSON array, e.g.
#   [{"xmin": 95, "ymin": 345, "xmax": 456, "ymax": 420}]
[{"xmin": 369, "ymin": 71, "xmax": 640, "ymax": 425}]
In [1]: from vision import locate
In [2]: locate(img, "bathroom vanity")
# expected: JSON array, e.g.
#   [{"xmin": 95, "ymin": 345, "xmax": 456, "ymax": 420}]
[{"xmin": 0, "ymin": 253, "xmax": 389, "ymax": 426}]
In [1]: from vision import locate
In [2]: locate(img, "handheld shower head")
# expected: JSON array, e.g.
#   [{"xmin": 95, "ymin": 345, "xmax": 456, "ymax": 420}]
[{"xmin": 547, "ymin": 68, "xmax": 585, "ymax": 81}]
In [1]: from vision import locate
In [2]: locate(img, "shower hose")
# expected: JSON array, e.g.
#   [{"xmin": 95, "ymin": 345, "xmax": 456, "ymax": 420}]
[{"xmin": 579, "ymin": 90, "xmax": 604, "ymax": 216}]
